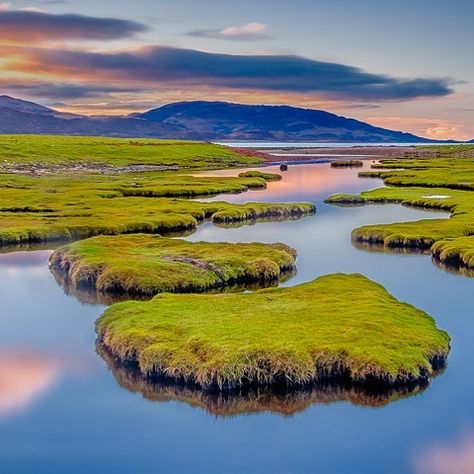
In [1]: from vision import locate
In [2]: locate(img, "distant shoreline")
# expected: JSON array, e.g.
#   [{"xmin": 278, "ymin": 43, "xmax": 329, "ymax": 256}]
[{"xmin": 257, "ymin": 146, "xmax": 425, "ymax": 163}]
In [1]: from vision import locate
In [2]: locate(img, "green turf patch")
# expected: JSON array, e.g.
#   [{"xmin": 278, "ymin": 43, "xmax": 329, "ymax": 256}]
[
  {"xmin": 50, "ymin": 234, "xmax": 297, "ymax": 296},
  {"xmin": 96, "ymin": 273, "xmax": 449, "ymax": 390},
  {"xmin": 238, "ymin": 170, "xmax": 282, "ymax": 181}
]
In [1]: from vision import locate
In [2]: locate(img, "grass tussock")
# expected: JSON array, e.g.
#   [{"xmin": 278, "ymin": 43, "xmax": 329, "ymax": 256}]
[
  {"xmin": 331, "ymin": 160, "xmax": 364, "ymax": 168},
  {"xmin": 50, "ymin": 234, "xmax": 297, "ymax": 296},
  {"xmin": 96, "ymin": 273, "xmax": 450, "ymax": 390},
  {"xmin": 238, "ymin": 170, "xmax": 282, "ymax": 181}
]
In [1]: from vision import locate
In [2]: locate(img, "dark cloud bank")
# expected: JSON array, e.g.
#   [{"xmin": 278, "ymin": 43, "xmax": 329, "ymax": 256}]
[
  {"xmin": 0, "ymin": 9, "xmax": 147, "ymax": 42},
  {"xmin": 28, "ymin": 45, "xmax": 454, "ymax": 101}
]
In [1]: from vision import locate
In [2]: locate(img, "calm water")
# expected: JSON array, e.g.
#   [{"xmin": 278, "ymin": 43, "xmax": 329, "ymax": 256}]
[
  {"xmin": 1, "ymin": 162, "xmax": 473, "ymax": 474},
  {"xmin": 215, "ymin": 141, "xmax": 457, "ymax": 148}
]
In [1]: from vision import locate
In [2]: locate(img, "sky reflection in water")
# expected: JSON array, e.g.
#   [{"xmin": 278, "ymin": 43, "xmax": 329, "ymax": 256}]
[{"xmin": 0, "ymin": 162, "xmax": 473, "ymax": 474}]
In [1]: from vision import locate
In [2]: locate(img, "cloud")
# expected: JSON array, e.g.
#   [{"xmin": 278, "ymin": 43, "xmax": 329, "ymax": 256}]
[
  {"xmin": 366, "ymin": 115, "xmax": 470, "ymax": 140},
  {"xmin": 189, "ymin": 22, "xmax": 271, "ymax": 41},
  {"xmin": 0, "ymin": 79, "xmax": 142, "ymax": 99},
  {"xmin": 7, "ymin": 45, "xmax": 454, "ymax": 101},
  {"xmin": 0, "ymin": 9, "xmax": 148, "ymax": 43}
]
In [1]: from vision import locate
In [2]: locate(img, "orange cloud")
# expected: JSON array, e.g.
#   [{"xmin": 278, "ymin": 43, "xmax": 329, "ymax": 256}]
[{"xmin": 366, "ymin": 116, "xmax": 471, "ymax": 141}]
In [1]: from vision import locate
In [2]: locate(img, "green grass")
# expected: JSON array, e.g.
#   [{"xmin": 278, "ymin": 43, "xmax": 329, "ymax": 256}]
[
  {"xmin": 371, "ymin": 157, "xmax": 474, "ymax": 191},
  {"xmin": 96, "ymin": 273, "xmax": 450, "ymax": 390},
  {"xmin": 331, "ymin": 160, "xmax": 364, "ymax": 168},
  {"xmin": 0, "ymin": 171, "xmax": 315, "ymax": 246},
  {"xmin": 432, "ymin": 236, "xmax": 474, "ymax": 270},
  {"xmin": 0, "ymin": 135, "xmax": 262, "ymax": 168},
  {"xmin": 0, "ymin": 136, "xmax": 314, "ymax": 246},
  {"xmin": 326, "ymin": 156, "xmax": 474, "ymax": 269},
  {"xmin": 50, "ymin": 234, "xmax": 297, "ymax": 296},
  {"xmin": 238, "ymin": 170, "xmax": 282, "ymax": 181}
]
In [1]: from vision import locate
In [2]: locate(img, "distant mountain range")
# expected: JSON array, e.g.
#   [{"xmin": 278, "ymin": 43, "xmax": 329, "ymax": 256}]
[{"xmin": 0, "ymin": 95, "xmax": 459, "ymax": 142}]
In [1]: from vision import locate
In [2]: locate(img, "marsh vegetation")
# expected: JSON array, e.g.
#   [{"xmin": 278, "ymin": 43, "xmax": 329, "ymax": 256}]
[
  {"xmin": 50, "ymin": 235, "xmax": 297, "ymax": 296},
  {"xmin": 327, "ymin": 155, "xmax": 474, "ymax": 271}
]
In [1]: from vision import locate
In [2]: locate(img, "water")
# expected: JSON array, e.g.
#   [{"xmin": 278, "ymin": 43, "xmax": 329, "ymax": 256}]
[
  {"xmin": 1, "ymin": 162, "xmax": 472, "ymax": 474},
  {"xmin": 215, "ymin": 141, "xmax": 458, "ymax": 148}
]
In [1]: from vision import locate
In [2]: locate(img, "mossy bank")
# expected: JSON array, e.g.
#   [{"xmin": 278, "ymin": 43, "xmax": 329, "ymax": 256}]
[{"xmin": 96, "ymin": 273, "xmax": 450, "ymax": 390}]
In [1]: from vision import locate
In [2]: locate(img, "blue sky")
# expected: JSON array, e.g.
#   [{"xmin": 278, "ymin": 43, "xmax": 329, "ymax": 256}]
[{"xmin": 1, "ymin": 0, "xmax": 473, "ymax": 139}]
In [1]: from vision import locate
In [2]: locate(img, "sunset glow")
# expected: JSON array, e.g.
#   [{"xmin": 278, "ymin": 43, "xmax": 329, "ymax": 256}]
[{"xmin": 0, "ymin": 1, "xmax": 471, "ymax": 139}]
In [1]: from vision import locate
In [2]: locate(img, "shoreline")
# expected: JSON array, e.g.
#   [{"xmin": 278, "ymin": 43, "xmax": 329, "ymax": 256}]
[{"xmin": 261, "ymin": 146, "xmax": 432, "ymax": 163}]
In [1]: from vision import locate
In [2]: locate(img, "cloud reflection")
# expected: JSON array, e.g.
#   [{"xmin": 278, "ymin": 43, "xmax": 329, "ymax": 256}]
[
  {"xmin": 414, "ymin": 432, "xmax": 474, "ymax": 474},
  {"xmin": 0, "ymin": 350, "xmax": 60, "ymax": 417}
]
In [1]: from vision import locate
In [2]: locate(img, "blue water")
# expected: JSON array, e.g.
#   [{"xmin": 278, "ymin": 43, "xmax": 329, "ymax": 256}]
[{"xmin": 1, "ymin": 162, "xmax": 472, "ymax": 474}]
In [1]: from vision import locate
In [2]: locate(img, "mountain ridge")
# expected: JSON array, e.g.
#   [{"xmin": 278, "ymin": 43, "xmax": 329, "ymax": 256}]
[{"xmin": 0, "ymin": 95, "xmax": 457, "ymax": 142}]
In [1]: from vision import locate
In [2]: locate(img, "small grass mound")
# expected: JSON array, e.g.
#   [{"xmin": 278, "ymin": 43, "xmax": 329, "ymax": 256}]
[
  {"xmin": 50, "ymin": 234, "xmax": 297, "ymax": 296},
  {"xmin": 331, "ymin": 160, "xmax": 364, "ymax": 168},
  {"xmin": 211, "ymin": 202, "xmax": 315, "ymax": 224},
  {"xmin": 238, "ymin": 170, "xmax": 282, "ymax": 181},
  {"xmin": 96, "ymin": 273, "xmax": 450, "ymax": 390}
]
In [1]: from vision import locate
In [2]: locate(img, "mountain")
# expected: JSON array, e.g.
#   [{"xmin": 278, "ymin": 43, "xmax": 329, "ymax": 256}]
[
  {"xmin": 0, "ymin": 95, "xmax": 56, "ymax": 116},
  {"xmin": 135, "ymin": 101, "xmax": 428, "ymax": 142},
  {"xmin": 0, "ymin": 95, "xmax": 444, "ymax": 142}
]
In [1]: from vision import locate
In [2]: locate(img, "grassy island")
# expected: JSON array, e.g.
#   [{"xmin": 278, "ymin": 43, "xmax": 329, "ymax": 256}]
[
  {"xmin": 50, "ymin": 234, "xmax": 297, "ymax": 296},
  {"xmin": 238, "ymin": 170, "xmax": 282, "ymax": 181},
  {"xmin": 326, "ymin": 155, "xmax": 474, "ymax": 272},
  {"xmin": 331, "ymin": 160, "xmax": 364, "ymax": 168},
  {"xmin": 96, "ymin": 273, "xmax": 449, "ymax": 390}
]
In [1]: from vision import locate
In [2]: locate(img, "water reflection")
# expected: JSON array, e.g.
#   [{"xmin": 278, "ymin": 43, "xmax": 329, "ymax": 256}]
[
  {"xmin": 0, "ymin": 162, "xmax": 471, "ymax": 473},
  {"xmin": 98, "ymin": 345, "xmax": 431, "ymax": 417},
  {"xmin": 196, "ymin": 162, "xmax": 381, "ymax": 203},
  {"xmin": 50, "ymin": 264, "xmax": 296, "ymax": 305},
  {"xmin": 352, "ymin": 239, "xmax": 431, "ymax": 256},
  {"xmin": 413, "ymin": 431, "xmax": 474, "ymax": 474},
  {"xmin": 0, "ymin": 350, "xmax": 59, "ymax": 418}
]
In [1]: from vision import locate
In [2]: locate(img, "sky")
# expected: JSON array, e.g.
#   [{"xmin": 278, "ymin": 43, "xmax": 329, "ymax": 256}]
[{"xmin": 0, "ymin": 0, "xmax": 473, "ymax": 139}]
